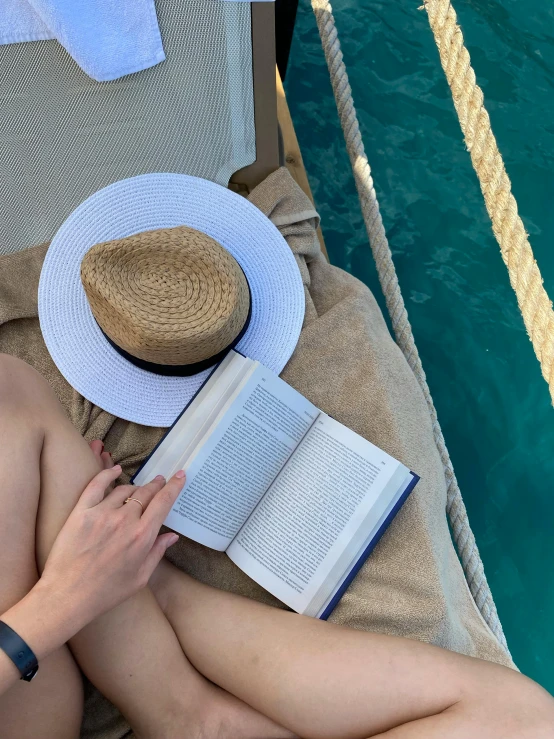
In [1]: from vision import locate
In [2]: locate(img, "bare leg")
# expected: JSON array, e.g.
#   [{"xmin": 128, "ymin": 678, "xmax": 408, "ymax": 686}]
[
  {"xmin": 151, "ymin": 560, "xmax": 554, "ymax": 739},
  {"xmin": 0, "ymin": 357, "xmax": 83, "ymax": 738},
  {"xmin": 0, "ymin": 355, "xmax": 291, "ymax": 739}
]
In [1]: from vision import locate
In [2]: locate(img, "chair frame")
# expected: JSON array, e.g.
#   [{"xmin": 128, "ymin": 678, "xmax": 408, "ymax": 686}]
[{"xmin": 231, "ymin": 3, "xmax": 280, "ymax": 192}]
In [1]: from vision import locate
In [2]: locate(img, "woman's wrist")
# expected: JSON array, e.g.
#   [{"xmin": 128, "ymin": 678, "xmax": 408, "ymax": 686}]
[{"xmin": 1, "ymin": 579, "xmax": 84, "ymax": 664}]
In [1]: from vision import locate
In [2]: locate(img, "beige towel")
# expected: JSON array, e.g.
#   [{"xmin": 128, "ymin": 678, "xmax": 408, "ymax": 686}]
[{"xmin": 0, "ymin": 168, "xmax": 512, "ymax": 738}]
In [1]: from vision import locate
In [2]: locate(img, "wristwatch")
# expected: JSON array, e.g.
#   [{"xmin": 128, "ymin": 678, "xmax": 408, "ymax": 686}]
[{"xmin": 0, "ymin": 621, "xmax": 39, "ymax": 682}]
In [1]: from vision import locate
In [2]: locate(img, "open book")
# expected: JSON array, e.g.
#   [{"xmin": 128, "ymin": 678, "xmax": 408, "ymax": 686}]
[{"xmin": 132, "ymin": 351, "xmax": 418, "ymax": 618}]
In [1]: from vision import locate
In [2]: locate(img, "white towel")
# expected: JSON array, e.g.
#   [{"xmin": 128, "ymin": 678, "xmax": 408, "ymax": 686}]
[{"xmin": 0, "ymin": 0, "xmax": 165, "ymax": 82}]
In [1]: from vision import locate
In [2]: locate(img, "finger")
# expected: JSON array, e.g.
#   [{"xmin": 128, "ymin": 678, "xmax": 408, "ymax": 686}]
[
  {"xmin": 105, "ymin": 475, "xmax": 166, "ymax": 509},
  {"xmin": 142, "ymin": 532, "xmax": 180, "ymax": 582},
  {"xmin": 100, "ymin": 451, "xmax": 114, "ymax": 470},
  {"xmin": 89, "ymin": 439, "xmax": 104, "ymax": 461},
  {"xmin": 141, "ymin": 471, "xmax": 186, "ymax": 531},
  {"xmin": 133, "ymin": 475, "xmax": 167, "ymax": 509},
  {"xmin": 77, "ymin": 465, "xmax": 122, "ymax": 509}
]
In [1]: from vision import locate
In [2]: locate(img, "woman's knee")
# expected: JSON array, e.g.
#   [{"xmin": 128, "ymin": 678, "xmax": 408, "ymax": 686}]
[
  {"xmin": 467, "ymin": 669, "xmax": 554, "ymax": 738},
  {"xmin": 0, "ymin": 353, "xmax": 37, "ymax": 393},
  {"xmin": 511, "ymin": 678, "xmax": 554, "ymax": 739},
  {"xmin": 0, "ymin": 354, "xmax": 56, "ymax": 415}
]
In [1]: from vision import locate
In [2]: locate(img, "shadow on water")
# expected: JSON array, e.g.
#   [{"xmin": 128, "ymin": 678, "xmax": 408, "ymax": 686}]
[{"xmin": 286, "ymin": 0, "xmax": 554, "ymax": 690}]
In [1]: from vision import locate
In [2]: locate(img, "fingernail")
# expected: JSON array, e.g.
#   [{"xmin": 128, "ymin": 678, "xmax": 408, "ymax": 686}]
[
  {"xmin": 168, "ymin": 534, "xmax": 179, "ymax": 546},
  {"xmin": 175, "ymin": 469, "xmax": 186, "ymax": 479},
  {"xmin": 154, "ymin": 474, "xmax": 165, "ymax": 482},
  {"xmin": 113, "ymin": 464, "xmax": 122, "ymax": 471}
]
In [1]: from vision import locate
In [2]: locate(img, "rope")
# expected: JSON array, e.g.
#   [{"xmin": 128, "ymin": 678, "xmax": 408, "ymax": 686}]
[
  {"xmin": 423, "ymin": 0, "xmax": 554, "ymax": 401},
  {"xmin": 310, "ymin": 0, "xmax": 511, "ymax": 655}
]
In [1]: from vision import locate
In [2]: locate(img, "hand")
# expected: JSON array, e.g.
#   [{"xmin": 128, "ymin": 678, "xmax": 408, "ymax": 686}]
[
  {"xmin": 89, "ymin": 439, "xmax": 114, "ymax": 470},
  {"xmin": 39, "ymin": 465, "xmax": 184, "ymax": 632}
]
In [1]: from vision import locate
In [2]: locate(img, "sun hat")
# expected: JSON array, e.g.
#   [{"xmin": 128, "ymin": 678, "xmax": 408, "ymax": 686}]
[
  {"xmin": 38, "ymin": 173, "xmax": 305, "ymax": 427},
  {"xmin": 80, "ymin": 226, "xmax": 252, "ymax": 370}
]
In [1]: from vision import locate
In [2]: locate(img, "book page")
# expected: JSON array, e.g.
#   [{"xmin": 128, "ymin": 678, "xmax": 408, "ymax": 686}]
[
  {"xmin": 163, "ymin": 364, "xmax": 319, "ymax": 550},
  {"xmin": 313, "ymin": 467, "xmax": 415, "ymax": 619},
  {"xmin": 133, "ymin": 351, "xmax": 249, "ymax": 485},
  {"xmin": 227, "ymin": 414, "xmax": 407, "ymax": 612}
]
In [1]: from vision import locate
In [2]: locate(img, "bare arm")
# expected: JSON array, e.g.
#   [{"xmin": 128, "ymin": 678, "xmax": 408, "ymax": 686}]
[{"xmin": 0, "ymin": 581, "xmax": 86, "ymax": 696}]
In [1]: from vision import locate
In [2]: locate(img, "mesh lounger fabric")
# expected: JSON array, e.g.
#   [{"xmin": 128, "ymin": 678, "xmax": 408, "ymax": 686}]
[
  {"xmin": 0, "ymin": 0, "xmax": 255, "ymax": 254},
  {"xmin": 0, "ymin": 168, "xmax": 513, "ymax": 739}
]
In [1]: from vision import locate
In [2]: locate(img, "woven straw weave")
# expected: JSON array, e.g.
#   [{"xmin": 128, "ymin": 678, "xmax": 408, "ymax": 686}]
[
  {"xmin": 81, "ymin": 227, "xmax": 250, "ymax": 365},
  {"xmin": 38, "ymin": 172, "xmax": 304, "ymax": 427}
]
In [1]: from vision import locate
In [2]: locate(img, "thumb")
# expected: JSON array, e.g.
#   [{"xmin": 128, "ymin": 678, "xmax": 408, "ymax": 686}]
[
  {"xmin": 142, "ymin": 532, "xmax": 179, "ymax": 580},
  {"xmin": 77, "ymin": 465, "xmax": 122, "ymax": 509}
]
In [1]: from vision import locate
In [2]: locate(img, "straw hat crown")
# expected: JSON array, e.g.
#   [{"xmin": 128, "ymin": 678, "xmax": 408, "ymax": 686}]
[{"xmin": 80, "ymin": 226, "xmax": 250, "ymax": 366}]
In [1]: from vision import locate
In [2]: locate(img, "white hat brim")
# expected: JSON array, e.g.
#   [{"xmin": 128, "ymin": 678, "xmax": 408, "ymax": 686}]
[{"xmin": 38, "ymin": 173, "xmax": 304, "ymax": 427}]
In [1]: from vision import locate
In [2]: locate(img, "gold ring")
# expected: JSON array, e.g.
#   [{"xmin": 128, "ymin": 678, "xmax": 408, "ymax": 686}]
[{"xmin": 124, "ymin": 497, "xmax": 144, "ymax": 512}]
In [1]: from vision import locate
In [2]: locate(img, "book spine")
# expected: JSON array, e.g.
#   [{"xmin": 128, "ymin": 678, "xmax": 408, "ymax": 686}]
[
  {"xmin": 318, "ymin": 473, "xmax": 420, "ymax": 621},
  {"xmin": 130, "ymin": 363, "xmax": 222, "ymax": 484}
]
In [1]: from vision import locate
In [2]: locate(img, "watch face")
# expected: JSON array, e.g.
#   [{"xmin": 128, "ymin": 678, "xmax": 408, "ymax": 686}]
[{"xmin": 22, "ymin": 665, "xmax": 39, "ymax": 682}]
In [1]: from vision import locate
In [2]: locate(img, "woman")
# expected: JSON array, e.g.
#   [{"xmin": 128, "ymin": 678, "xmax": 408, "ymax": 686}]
[{"xmin": 0, "ymin": 353, "xmax": 552, "ymax": 739}]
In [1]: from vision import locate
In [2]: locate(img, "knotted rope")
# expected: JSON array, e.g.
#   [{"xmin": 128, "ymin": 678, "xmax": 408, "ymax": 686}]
[
  {"xmin": 423, "ymin": 0, "xmax": 554, "ymax": 400},
  {"xmin": 311, "ymin": 0, "xmax": 510, "ymax": 654}
]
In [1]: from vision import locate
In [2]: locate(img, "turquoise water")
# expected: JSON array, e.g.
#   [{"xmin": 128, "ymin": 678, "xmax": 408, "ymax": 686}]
[{"xmin": 286, "ymin": 0, "xmax": 554, "ymax": 691}]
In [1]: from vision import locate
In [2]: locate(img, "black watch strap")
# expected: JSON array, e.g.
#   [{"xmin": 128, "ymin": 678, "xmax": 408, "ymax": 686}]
[{"xmin": 0, "ymin": 620, "xmax": 39, "ymax": 682}]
